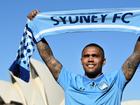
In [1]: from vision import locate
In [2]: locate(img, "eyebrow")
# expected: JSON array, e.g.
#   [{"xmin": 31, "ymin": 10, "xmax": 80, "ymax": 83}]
[{"xmin": 82, "ymin": 54, "xmax": 98, "ymax": 57}]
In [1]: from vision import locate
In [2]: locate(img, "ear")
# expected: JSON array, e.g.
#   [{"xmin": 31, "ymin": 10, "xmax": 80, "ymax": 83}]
[{"xmin": 103, "ymin": 58, "xmax": 106, "ymax": 65}]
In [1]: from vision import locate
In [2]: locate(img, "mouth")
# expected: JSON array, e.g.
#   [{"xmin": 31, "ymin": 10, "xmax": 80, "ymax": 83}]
[{"xmin": 86, "ymin": 64, "xmax": 95, "ymax": 68}]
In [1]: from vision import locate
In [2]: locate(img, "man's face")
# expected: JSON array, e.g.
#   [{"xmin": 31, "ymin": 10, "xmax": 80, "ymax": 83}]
[{"xmin": 81, "ymin": 46, "xmax": 106, "ymax": 78}]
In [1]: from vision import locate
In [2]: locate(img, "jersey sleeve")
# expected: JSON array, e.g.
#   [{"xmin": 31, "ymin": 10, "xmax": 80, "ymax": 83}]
[
  {"xmin": 57, "ymin": 67, "xmax": 75, "ymax": 90},
  {"xmin": 105, "ymin": 68, "xmax": 128, "ymax": 90},
  {"xmin": 115, "ymin": 68, "xmax": 128, "ymax": 89}
]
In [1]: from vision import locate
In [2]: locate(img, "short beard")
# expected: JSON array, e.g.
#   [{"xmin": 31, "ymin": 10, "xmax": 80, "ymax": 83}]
[{"xmin": 85, "ymin": 71, "xmax": 102, "ymax": 78}]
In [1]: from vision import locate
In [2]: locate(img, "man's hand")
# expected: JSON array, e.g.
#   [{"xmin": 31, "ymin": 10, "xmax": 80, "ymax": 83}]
[{"xmin": 27, "ymin": 10, "xmax": 39, "ymax": 20}]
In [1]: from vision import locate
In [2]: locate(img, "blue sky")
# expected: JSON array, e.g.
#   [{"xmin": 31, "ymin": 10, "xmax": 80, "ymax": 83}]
[{"xmin": 0, "ymin": 0, "xmax": 140, "ymax": 101}]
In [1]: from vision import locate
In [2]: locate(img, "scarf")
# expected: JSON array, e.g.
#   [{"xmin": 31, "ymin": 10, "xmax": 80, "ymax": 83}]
[{"xmin": 9, "ymin": 8, "xmax": 140, "ymax": 82}]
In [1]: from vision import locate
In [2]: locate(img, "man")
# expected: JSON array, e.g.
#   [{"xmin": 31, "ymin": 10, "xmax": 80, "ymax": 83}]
[{"xmin": 28, "ymin": 10, "xmax": 140, "ymax": 105}]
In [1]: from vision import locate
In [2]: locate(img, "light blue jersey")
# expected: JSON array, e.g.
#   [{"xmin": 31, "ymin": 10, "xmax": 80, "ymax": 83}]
[{"xmin": 58, "ymin": 67, "xmax": 128, "ymax": 105}]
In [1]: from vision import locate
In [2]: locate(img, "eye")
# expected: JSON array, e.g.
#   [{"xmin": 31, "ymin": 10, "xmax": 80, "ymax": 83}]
[
  {"xmin": 83, "ymin": 54, "xmax": 90, "ymax": 58},
  {"xmin": 83, "ymin": 54, "xmax": 99, "ymax": 58}
]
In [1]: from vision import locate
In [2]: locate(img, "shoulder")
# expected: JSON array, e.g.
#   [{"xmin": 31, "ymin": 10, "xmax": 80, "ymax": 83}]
[
  {"xmin": 104, "ymin": 68, "xmax": 128, "ymax": 88},
  {"xmin": 57, "ymin": 67, "xmax": 81, "ymax": 89}
]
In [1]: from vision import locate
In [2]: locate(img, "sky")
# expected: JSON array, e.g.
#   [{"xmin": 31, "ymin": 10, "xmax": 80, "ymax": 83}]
[{"xmin": 0, "ymin": 0, "xmax": 140, "ymax": 102}]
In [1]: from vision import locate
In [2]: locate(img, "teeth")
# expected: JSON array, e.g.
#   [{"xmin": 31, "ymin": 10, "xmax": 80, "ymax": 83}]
[{"xmin": 87, "ymin": 64, "xmax": 94, "ymax": 67}]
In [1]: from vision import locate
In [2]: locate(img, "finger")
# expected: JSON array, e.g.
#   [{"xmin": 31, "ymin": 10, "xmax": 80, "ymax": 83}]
[
  {"xmin": 33, "ymin": 9, "xmax": 39, "ymax": 15},
  {"xmin": 32, "ymin": 10, "xmax": 39, "ymax": 17},
  {"xmin": 27, "ymin": 9, "xmax": 39, "ymax": 20},
  {"xmin": 35, "ymin": 9, "xmax": 40, "ymax": 13}
]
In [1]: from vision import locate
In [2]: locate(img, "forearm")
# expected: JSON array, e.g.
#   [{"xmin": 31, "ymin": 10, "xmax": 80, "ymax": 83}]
[
  {"xmin": 36, "ymin": 39, "xmax": 62, "ymax": 80},
  {"xmin": 123, "ymin": 36, "xmax": 140, "ymax": 81},
  {"xmin": 37, "ymin": 39, "xmax": 53, "ymax": 63}
]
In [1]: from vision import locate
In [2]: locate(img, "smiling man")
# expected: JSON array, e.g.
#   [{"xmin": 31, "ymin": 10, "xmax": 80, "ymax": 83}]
[
  {"xmin": 28, "ymin": 10, "xmax": 140, "ymax": 105},
  {"xmin": 81, "ymin": 43, "xmax": 105, "ymax": 79}
]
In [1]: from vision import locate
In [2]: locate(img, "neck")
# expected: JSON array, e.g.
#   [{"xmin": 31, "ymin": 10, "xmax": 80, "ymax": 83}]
[{"xmin": 85, "ymin": 72, "xmax": 103, "ymax": 79}]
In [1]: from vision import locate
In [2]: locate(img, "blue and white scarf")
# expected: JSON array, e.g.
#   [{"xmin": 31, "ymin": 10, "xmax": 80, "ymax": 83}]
[{"xmin": 9, "ymin": 8, "xmax": 140, "ymax": 82}]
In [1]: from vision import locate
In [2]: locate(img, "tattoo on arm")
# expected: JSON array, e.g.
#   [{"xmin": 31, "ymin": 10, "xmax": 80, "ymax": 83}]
[
  {"xmin": 123, "ymin": 53, "xmax": 140, "ymax": 81},
  {"xmin": 36, "ymin": 39, "xmax": 62, "ymax": 80},
  {"xmin": 127, "ymin": 62, "xmax": 138, "ymax": 71},
  {"xmin": 123, "ymin": 37, "xmax": 140, "ymax": 81}
]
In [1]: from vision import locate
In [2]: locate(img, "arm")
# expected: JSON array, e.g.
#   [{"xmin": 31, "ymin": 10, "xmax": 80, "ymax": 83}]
[
  {"xmin": 122, "ymin": 36, "xmax": 140, "ymax": 81},
  {"xmin": 27, "ymin": 10, "xmax": 62, "ymax": 80},
  {"xmin": 36, "ymin": 38, "xmax": 62, "ymax": 80}
]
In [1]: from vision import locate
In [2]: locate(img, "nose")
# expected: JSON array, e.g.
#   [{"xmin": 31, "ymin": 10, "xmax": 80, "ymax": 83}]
[{"xmin": 88, "ymin": 55, "xmax": 94, "ymax": 61}]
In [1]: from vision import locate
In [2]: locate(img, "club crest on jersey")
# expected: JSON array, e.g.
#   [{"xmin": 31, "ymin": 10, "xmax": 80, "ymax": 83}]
[{"xmin": 98, "ymin": 82, "xmax": 109, "ymax": 91}]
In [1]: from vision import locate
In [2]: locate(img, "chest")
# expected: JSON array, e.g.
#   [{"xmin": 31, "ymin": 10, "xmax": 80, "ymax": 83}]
[{"xmin": 65, "ymin": 77, "xmax": 121, "ymax": 105}]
